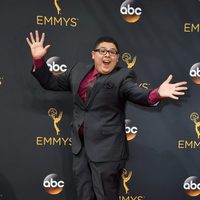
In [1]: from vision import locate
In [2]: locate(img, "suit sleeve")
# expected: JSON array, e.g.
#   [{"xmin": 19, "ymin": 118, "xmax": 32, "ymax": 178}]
[
  {"xmin": 119, "ymin": 69, "xmax": 153, "ymax": 106},
  {"xmin": 31, "ymin": 61, "xmax": 73, "ymax": 91}
]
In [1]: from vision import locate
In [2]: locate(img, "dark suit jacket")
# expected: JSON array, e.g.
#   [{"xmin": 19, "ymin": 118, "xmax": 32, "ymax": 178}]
[{"xmin": 32, "ymin": 62, "xmax": 152, "ymax": 162}]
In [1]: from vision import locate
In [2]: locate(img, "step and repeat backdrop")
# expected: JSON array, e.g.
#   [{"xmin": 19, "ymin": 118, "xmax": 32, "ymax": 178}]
[{"xmin": 0, "ymin": 0, "xmax": 200, "ymax": 200}]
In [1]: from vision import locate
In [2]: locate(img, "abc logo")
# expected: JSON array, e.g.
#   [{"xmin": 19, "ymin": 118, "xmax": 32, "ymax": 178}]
[
  {"xmin": 189, "ymin": 63, "xmax": 200, "ymax": 84},
  {"xmin": 43, "ymin": 174, "xmax": 64, "ymax": 195},
  {"xmin": 120, "ymin": 5, "xmax": 142, "ymax": 16},
  {"xmin": 120, "ymin": 0, "xmax": 142, "ymax": 23},
  {"xmin": 48, "ymin": 61, "xmax": 67, "ymax": 72},
  {"xmin": 43, "ymin": 178, "xmax": 64, "ymax": 188},
  {"xmin": 183, "ymin": 176, "xmax": 200, "ymax": 197},
  {"xmin": 125, "ymin": 126, "xmax": 138, "ymax": 134},
  {"xmin": 125, "ymin": 119, "xmax": 138, "ymax": 141},
  {"xmin": 184, "ymin": 181, "xmax": 200, "ymax": 190},
  {"xmin": 47, "ymin": 56, "xmax": 67, "ymax": 75}
]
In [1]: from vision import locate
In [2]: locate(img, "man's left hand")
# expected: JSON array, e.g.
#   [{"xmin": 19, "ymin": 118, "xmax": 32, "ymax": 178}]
[{"xmin": 158, "ymin": 74, "xmax": 188, "ymax": 100}]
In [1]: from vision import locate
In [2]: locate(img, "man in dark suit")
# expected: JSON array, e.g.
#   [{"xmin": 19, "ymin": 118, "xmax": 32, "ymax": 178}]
[{"xmin": 26, "ymin": 30, "xmax": 187, "ymax": 200}]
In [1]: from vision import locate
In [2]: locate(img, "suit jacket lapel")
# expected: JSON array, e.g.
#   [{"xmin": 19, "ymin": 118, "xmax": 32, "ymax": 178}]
[
  {"xmin": 85, "ymin": 73, "xmax": 111, "ymax": 109},
  {"xmin": 74, "ymin": 63, "xmax": 94, "ymax": 107}
]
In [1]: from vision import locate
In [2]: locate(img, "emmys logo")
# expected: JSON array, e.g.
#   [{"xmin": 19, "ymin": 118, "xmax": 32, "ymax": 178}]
[
  {"xmin": 121, "ymin": 168, "xmax": 132, "ymax": 194},
  {"xmin": 122, "ymin": 53, "xmax": 136, "ymax": 68},
  {"xmin": 189, "ymin": 63, "xmax": 200, "ymax": 84},
  {"xmin": 177, "ymin": 112, "xmax": 200, "ymax": 149},
  {"xmin": 36, "ymin": 108, "xmax": 72, "ymax": 146},
  {"xmin": 183, "ymin": 176, "xmax": 200, "ymax": 197},
  {"xmin": 48, "ymin": 108, "xmax": 63, "ymax": 135},
  {"xmin": 43, "ymin": 173, "xmax": 64, "ymax": 195},
  {"xmin": 54, "ymin": 0, "xmax": 61, "ymax": 15},
  {"xmin": 36, "ymin": 1, "xmax": 79, "ymax": 27},
  {"xmin": 120, "ymin": 0, "xmax": 142, "ymax": 23},
  {"xmin": 47, "ymin": 57, "xmax": 68, "ymax": 76},
  {"xmin": 0, "ymin": 77, "xmax": 4, "ymax": 86},
  {"xmin": 125, "ymin": 119, "xmax": 138, "ymax": 141},
  {"xmin": 190, "ymin": 112, "xmax": 200, "ymax": 139},
  {"xmin": 138, "ymin": 83, "xmax": 150, "ymax": 90},
  {"xmin": 184, "ymin": 23, "xmax": 200, "ymax": 33},
  {"xmin": 119, "ymin": 168, "xmax": 145, "ymax": 200}
]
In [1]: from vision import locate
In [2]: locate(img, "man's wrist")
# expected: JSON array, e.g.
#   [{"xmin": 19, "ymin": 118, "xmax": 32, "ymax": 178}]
[
  {"xmin": 148, "ymin": 88, "xmax": 162, "ymax": 105},
  {"xmin": 33, "ymin": 57, "xmax": 44, "ymax": 71}
]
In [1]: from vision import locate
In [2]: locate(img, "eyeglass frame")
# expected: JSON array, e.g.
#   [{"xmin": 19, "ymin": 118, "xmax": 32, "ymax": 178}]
[{"xmin": 93, "ymin": 47, "xmax": 119, "ymax": 56}]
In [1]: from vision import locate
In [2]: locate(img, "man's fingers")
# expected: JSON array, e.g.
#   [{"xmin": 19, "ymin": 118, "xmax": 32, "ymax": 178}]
[
  {"xmin": 35, "ymin": 30, "xmax": 39, "ymax": 42},
  {"xmin": 173, "ymin": 91, "xmax": 185, "ymax": 96},
  {"xmin": 30, "ymin": 32, "xmax": 36, "ymax": 43},
  {"xmin": 165, "ymin": 74, "xmax": 173, "ymax": 83},
  {"xmin": 171, "ymin": 94, "xmax": 179, "ymax": 100},
  {"xmin": 40, "ymin": 32, "xmax": 45, "ymax": 44},
  {"xmin": 44, "ymin": 45, "xmax": 51, "ymax": 51},
  {"xmin": 26, "ymin": 37, "xmax": 32, "ymax": 47},
  {"xmin": 175, "ymin": 86, "xmax": 188, "ymax": 91},
  {"xmin": 174, "ymin": 81, "xmax": 187, "ymax": 87}
]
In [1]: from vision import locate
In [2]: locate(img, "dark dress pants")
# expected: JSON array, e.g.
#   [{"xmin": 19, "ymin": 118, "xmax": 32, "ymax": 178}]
[{"xmin": 72, "ymin": 138, "xmax": 125, "ymax": 200}]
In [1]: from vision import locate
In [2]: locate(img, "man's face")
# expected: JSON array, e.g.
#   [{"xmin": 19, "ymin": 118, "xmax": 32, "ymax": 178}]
[{"xmin": 91, "ymin": 42, "xmax": 120, "ymax": 74}]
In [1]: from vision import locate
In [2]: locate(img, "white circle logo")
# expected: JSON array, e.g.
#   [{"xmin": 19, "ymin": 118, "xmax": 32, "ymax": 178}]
[
  {"xmin": 43, "ymin": 174, "xmax": 64, "ymax": 195},
  {"xmin": 189, "ymin": 62, "xmax": 200, "ymax": 84},
  {"xmin": 47, "ymin": 57, "xmax": 68, "ymax": 75},
  {"xmin": 120, "ymin": 0, "xmax": 142, "ymax": 23},
  {"xmin": 183, "ymin": 176, "xmax": 200, "ymax": 197}
]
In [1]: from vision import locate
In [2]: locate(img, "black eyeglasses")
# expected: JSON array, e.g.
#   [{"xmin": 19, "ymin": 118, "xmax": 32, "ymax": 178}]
[{"xmin": 94, "ymin": 47, "xmax": 119, "ymax": 56}]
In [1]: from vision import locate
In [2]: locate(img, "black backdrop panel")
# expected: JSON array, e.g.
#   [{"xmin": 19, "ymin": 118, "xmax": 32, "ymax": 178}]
[{"xmin": 0, "ymin": 0, "xmax": 199, "ymax": 200}]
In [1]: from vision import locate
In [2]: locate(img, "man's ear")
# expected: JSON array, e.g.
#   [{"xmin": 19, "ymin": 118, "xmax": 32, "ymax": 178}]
[
  {"xmin": 91, "ymin": 51, "xmax": 95, "ymax": 60},
  {"xmin": 117, "ymin": 54, "xmax": 120, "ymax": 62}
]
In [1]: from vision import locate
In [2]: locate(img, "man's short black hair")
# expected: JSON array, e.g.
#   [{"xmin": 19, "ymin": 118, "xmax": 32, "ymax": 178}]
[{"xmin": 94, "ymin": 36, "xmax": 120, "ymax": 53}]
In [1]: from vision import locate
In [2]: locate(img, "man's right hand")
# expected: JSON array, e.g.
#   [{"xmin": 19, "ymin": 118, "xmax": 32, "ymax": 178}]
[{"xmin": 26, "ymin": 30, "xmax": 50, "ymax": 60}]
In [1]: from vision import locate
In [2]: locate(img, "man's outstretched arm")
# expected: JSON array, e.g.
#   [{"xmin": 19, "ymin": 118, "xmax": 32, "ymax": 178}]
[
  {"xmin": 120, "ymin": 72, "xmax": 188, "ymax": 106},
  {"xmin": 26, "ymin": 30, "xmax": 71, "ymax": 91}
]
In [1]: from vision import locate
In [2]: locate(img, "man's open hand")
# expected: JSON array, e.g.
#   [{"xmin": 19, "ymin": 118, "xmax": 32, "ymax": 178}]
[
  {"xmin": 158, "ymin": 74, "xmax": 188, "ymax": 100},
  {"xmin": 26, "ymin": 30, "xmax": 50, "ymax": 60}
]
